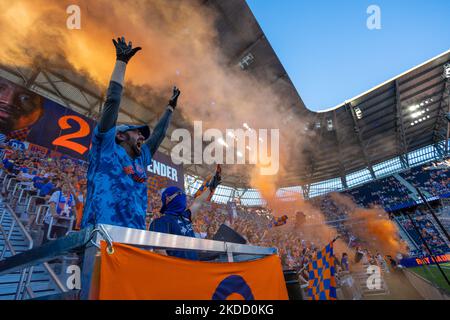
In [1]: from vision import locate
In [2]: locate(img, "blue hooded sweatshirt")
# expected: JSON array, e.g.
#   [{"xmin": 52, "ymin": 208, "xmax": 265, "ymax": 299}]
[{"xmin": 149, "ymin": 186, "xmax": 198, "ymax": 260}]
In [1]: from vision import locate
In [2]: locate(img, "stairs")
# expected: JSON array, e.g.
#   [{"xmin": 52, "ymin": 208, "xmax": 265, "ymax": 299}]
[
  {"xmin": 351, "ymin": 263, "xmax": 390, "ymax": 299},
  {"xmin": 0, "ymin": 201, "xmax": 61, "ymax": 300}
]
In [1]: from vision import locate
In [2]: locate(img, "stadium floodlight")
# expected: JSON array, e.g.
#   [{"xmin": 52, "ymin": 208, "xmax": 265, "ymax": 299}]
[
  {"xmin": 239, "ymin": 52, "xmax": 255, "ymax": 70},
  {"xmin": 444, "ymin": 63, "xmax": 450, "ymax": 79},
  {"xmin": 354, "ymin": 107, "xmax": 362, "ymax": 119},
  {"xmin": 326, "ymin": 119, "xmax": 333, "ymax": 131},
  {"xmin": 409, "ymin": 104, "xmax": 420, "ymax": 111}
]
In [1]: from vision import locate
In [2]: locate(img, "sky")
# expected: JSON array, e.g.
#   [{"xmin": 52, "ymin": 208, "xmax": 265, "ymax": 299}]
[{"xmin": 246, "ymin": 0, "xmax": 450, "ymax": 112}]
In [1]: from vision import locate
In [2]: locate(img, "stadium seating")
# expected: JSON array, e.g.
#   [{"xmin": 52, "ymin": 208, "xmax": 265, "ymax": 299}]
[
  {"xmin": 1, "ymin": 141, "xmax": 449, "ymax": 301},
  {"xmin": 395, "ymin": 213, "xmax": 449, "ymax": 255},
  {"xmin": 344, "ymin": 176, "xmax": 415, "ymax": 211},
  {"xmin": 400, "ymin": 165, "xmax": 450, "ymax": 198}
]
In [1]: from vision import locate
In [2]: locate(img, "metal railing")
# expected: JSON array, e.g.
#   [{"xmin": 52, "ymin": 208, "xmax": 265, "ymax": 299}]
[
  {"xmin": 0, "ymin": 202, "xmax": 68, "ymax": 299},
  {"xmin": 81, "ymin": 224, "xmax": 278, "ymax": 299},
  {"xmin": 0, "ymin": 203, "xmax": 34, "ymax": 299},
  {"xmin": 46, "ymin": 215, "xmax": 75, "ymax": 241},
  {"xmin": 0, "ymin": 222, "xmax": 279, "ymax": 300}
]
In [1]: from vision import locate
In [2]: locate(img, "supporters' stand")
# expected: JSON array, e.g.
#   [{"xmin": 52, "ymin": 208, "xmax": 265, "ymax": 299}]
[
  {"xmin": 400, "ymin": 164, "xmax": 450, "ymax": 199},
  {"xmin": 344, "ymin": 176, "xmax": 415, "ymax": 212},
  {"xmin": 395, "ymin": 212, "xmax": 449, "ymax": 255},
  {"xmin": 2, "ymin": 140, "xmax": 448, "ymax": 300}
]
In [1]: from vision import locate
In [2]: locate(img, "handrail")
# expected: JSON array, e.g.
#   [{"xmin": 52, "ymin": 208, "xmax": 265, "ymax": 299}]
[
  {"xmin": 35, "ymin": 205, "xmax": 49, "ymax": 226},
  {"xmin": 17, "ymin": 185, "xmax": 34, "ymax": 207},
  {"xmin": 0, "ymin": 203, "xmax": 34, "ymax": 299},
  {"xmin": 47, "ymin": 215, "xmax": 75, "ymax": 241},
  {"xmin": 6, "ymin": 178, "xmax": 17, "ymax": 194},
  {"xmin": 0, "ymin": 203, "xmax": 69, "ymax": 297},
  {"xmin": 0, "ymin": 227, "xmax": 92, "ymax": 276},
  {"xmin": 94, "ymin": 224, "xmax": 277, "ymax": 256},
  {"xmin": 43, "ymin": 262, "xmax": 68, "ymax": 293},
  {"xmin": 26, "ymin": 195, "xmax": 45, "ymax": 214},
  {"xmin": 4, "ymin": 203, "xmax": 33, "ymax": 250},
  {"xmin": 1, "ymin": 173, "xmax": 13, "ymax": 188},
  {"xmin": 1, "ymin": 222, "xmax": 277, "ymax": 277}
]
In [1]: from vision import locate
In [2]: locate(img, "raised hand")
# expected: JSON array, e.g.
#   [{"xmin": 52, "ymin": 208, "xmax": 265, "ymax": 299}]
[
  {"xmin": 169, "ymin": 86, "xmax": 181, "ymax": 108},
  {"xmin": 112, "ymin": 36, "xmax": 142, "ymax": 64},
  {"xmin": 209, "ymin": 164, "xmax": 222, "ymax": 191}
]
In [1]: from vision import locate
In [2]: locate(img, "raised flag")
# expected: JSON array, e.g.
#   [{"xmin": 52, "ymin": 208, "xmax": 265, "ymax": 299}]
[{"xmin": 306, "ymin": 240, "xmax": 337, "ymax": 300}]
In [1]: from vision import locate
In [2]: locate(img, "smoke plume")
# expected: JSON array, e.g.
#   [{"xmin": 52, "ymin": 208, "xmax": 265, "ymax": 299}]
[
  {"xmin": 0, "ymin": 0, "xmax": 308, "ymax": 187},
  {"xmin": 330, "ymin": 193, "xmax": 408, "ymax": 256}
]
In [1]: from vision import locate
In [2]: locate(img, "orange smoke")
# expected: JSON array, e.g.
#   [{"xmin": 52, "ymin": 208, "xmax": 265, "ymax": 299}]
[
  {"xmin": 331, "ymin": 193, "xmax": 408, "ymax": 256},
  {"xmin": 0, "ymin": 0, "xmax": 307, "ymax": 185}
]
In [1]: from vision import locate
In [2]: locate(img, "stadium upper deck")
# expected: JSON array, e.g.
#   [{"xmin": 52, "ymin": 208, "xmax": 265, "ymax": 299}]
[{"xmin": 0, "ymin": 0, "xmax": 449, "ymax": 192}]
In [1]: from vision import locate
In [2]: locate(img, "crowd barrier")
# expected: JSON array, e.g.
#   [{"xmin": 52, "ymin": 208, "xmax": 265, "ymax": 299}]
[{"xmin": 0, "ymin": 222, "xmax": 298, "ymax": 300}]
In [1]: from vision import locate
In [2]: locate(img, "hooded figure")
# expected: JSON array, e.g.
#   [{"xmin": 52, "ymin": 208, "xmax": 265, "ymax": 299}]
[{"xmin": 149, "ymin": 186, "xmax": 198, "ymax": 260}]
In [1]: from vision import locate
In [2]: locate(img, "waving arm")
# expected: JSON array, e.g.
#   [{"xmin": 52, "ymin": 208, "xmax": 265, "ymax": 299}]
[{"xmin": 98, "ymin": 37, "xmax": 142, "ymax": 133}]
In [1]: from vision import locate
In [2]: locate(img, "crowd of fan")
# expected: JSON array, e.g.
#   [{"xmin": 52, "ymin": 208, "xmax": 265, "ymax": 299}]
[
  {"xmin": 0, "ymin": 144, "xmax": 87, "ymax": 233},
  {"xmin": 0, "ymin": 144, "xmax": 406, "ymax": 275},
  {"xmin": 396, "ymin": 211, "xmax": 448, "ymax": 255},
  {"xmin": 2, "ymin": 142, "xmax": 447, "ymax": 277},
  {"xmin": 400, "ymin": 164, "xmax": 450, "ymax": 198},
  {"xmin": 345, "ymin": 176, "xmax": 413, "ymax": 211}
]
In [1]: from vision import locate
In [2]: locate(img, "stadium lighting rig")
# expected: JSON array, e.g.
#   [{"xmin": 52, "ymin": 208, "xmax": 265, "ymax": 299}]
[
  {"xmin": 354, "ymin": 107, "xmax": 363, "ymax": 119},
  {"xmin": 444, "ymin": 63, "xmax": 450, "ymax": 79},
  {"xmin": 239, "ymin": 52, "xmax": 255, "ymax": 70},
  {"xmin": 326, "ymin": 119, "xmax": 333, "ymax": 131},
  {"xmin": 409, "ymin": 98, "xmax": 433, "ymax": 126}
]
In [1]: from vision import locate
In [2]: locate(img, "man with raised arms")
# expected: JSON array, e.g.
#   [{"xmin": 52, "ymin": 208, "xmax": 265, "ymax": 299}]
[{"xmin": 81, "ymin": 36, "xmax": 180, "ymax": 230}]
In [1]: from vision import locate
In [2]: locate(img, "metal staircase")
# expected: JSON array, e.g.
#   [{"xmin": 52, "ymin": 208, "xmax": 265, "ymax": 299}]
[{"xmin": 0, "ymin": 201, "xmax": 64, "ymax": 300}]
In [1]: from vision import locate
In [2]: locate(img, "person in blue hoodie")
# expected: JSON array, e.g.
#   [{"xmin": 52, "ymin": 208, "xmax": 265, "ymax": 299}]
[{"xmin": 149, "ymin": 171, "xmax": 221, "ymax": 260}]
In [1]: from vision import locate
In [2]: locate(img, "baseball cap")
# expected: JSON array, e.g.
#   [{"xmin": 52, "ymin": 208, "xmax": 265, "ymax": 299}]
[{"xmin": 116, "ymin": 124, "xmax": 150, "ymax": 140}]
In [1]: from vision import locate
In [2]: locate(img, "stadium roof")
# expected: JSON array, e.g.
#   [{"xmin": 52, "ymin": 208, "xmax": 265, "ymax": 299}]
[{"xmin": 0, "ymin": 0, "xmax": 449, "ymax": 191}]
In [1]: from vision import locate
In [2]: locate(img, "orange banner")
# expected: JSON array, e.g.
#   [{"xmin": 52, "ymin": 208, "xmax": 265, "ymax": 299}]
[{"xmin": 98, "ymin": 242, "xmax": 288, "ymax": 300}]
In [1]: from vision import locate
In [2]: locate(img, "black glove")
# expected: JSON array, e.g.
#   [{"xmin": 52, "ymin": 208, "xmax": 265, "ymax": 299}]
[
  {"xmin": 209, "ymin": 165, "xmax": 222, "ymax": 191},
  {"xmin": 209, "ymin": 173, "xmax": 221, "ymax": 191},
  {"xmin": 169, "ymin": 86, "xmax": 181, "ymax": 108},
  {"xmin": 112, "ymin": 36, "xmax": 142, "ymax": 64}
]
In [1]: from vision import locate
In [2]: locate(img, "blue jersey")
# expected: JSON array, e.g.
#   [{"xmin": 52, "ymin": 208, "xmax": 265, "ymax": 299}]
[
  {"xmin": 38, "ymin": 182, "xmax": 54, "ymax": 197},
  {"xmin": 81, "ymin": 126, "xmax": 152, "ymax": 230},
  {"xmin": 32, "ymin": 176, "xmax": 44, "ymax": 189},
  {"xmin": 2, "ymin": 159, "xmax": 13, "ymax": 170},
  {"xmin": 149, "ymin": 210, "xmax": 198, "ymax": 260}
]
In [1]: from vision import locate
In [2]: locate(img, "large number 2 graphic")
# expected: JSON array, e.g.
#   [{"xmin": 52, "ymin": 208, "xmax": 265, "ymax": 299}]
[{"xmin": 52, "ymin": 115, "xmax": 90, "ymax": 155}]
